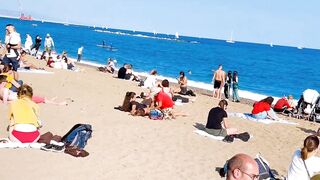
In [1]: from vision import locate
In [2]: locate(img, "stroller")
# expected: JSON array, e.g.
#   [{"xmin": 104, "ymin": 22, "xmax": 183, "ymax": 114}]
[
  {"xmin": 295, "ymin": 89, "xmax": 320, "ymax": 121},
  {"xmin": 310, "ymin": 96, "xmax": 320, "ymax": 122}
]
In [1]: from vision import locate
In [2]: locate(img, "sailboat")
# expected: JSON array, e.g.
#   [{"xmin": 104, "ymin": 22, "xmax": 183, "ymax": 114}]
[
  {"xmin": 175, "ymin": 32, "xmax": 180, "ymax": 39},
  {"xmin": 297, "ymin": 46, "xmax": 304, "ymax": 50},
  {"xmin": 153, "ymin": 30, "xmax": 157, "ymax": 36},
  {"xmin": 226, "ymin": 32, "xmax": 235, "ymax": 43},
  {"xmin": 270, "ymin": 43, "xmax": 273, "ymax": 47}
]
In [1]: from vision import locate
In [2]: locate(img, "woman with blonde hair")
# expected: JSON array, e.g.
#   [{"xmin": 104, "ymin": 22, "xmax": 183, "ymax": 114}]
[
  {"xmin": 8, "ymin": 84, "xmax": 42, "ymax": 143},
  {"xmin": 287, "ymin": 135, "xmax": 320, "ymax": 179}
]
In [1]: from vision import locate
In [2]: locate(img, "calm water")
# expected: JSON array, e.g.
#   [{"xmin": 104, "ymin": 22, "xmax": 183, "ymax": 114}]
[{"xmin": 1, "ymin": 17, "xmax": 319, "ymax": 99}]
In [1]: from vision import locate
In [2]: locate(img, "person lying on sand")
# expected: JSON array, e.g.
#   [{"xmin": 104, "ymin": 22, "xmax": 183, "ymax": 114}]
[
  {"xmin": 0, "ymin": 75, "xmax": 67, "ymax": 105},
  {"xmin": 0, "ymin": 64, "xmax": 23, "ymax": 92},
  {"xmin": 19, "ymin": 50, "xmax": 45, "ymax": 70},
  {"xmin": 252, "ymin": 96, "xmax": 282, "ymax": 121},
  {"xmin": 205, "ymin": 100, "xmax": 238, "ymax": 137},
  {"xmin": 121, "ymin": 91, "xmax": 151, "ymax": 116}
]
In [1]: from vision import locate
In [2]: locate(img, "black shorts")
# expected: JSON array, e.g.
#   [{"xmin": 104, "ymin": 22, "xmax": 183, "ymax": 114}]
[
  {"xmin": 2, "ymin": 56, "xmax": 20, "ymax": 71},
  {"xmin": 214, "ymin": 80, "xmax": 221, "ymax": 89}
]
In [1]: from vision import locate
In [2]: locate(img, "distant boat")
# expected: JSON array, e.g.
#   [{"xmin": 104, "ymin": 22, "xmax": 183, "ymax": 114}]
[
  {"xmin": 270, "ymin": 43, "xmax": 273, "ymax": 47},
  {"xmin": 19, "ymin": 13, "xmax": 32, "ymax": 21},
  {"xmin": 153, "ymin": 30, "xmax": 157, "ymax": 36},
  {"xmin": 297, "ymin": 46, "xmax": 304, "ymax": 50},
  {"xmin": 226, "ymin": 32, "xmax": 235, "ymax": 43},
  {"xmin": 31, "ymin": 24, "xmax": 38, "ymax": 27},
  {"xmin": 175, "ymin": 32, "xmax": 180, "ymax": 39}
]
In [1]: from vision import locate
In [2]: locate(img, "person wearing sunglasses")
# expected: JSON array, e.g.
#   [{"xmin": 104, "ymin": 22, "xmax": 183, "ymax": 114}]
[{"xmin": 227, "ymin": 153, "xmax": 260, "ymax": 180}]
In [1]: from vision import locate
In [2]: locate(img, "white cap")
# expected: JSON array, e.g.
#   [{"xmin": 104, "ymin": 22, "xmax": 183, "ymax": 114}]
[
  {"xmin": 113, "ymin": 60, "xmax": 117, "ymax": 63},
  {"xmin": 46, "ymin": 33, "xmax": 50, "ymax": 37}
]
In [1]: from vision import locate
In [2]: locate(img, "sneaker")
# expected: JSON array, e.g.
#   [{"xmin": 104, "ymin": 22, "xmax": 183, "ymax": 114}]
[{"xmin": 40, "ymin": 144, "xmax": 54, "ymax": 151}]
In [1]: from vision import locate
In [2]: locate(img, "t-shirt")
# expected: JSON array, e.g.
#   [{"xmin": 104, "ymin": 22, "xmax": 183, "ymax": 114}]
[
  {"xmin": 118, "ymin": 67, "xmax": 126, "ymax": 79},
  {"xmin": 44, "ymin": 37, "xmax": 54, "ymax": 48},
  {"xmin": 287, "ymin": 150, "xmax": 320, "ymax": 180},
  {"xmin": 5, "ymin": 32, "xmax": 21, "ymax": 58},
  {"xmin": 205, "ymin": 107, "xmax": 227, "ymax": 129},
  {"xmin": 9, "ymin": 97, "xmax": 40, "ymax": 128},
  {"xmin": 130, "ymin": 101, "xmax": 147, "ymax": 111},
  {"xmin": 143, "ymin": 75, "xmax": 157, "ymax": 89},
  {"xmin": 156, "ymin": 91, "xmax": 174, "ymax": 109},
  {"xmin": 274, "ymin": 98, "xmax": 291, "ymax": 110},
  {"xmin": 77, "ymin": 47, "xmax": 83, "ymax": 54},
  {"xmin": 252, "ymin": 101, "xmax": 271, "ymax": 114},
  {"xmin": 1, "ymin": 73, "xmax": 13, "ymax": 89}
]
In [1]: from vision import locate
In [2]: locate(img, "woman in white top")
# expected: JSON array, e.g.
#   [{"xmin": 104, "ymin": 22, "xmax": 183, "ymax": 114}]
[
  {"xmin": 143, "ymin": 69, "xmax": 158, "ymax": 89},
  {"xmin": 287, "ymin": 135, "xmax": 320, "ymax": 180}
]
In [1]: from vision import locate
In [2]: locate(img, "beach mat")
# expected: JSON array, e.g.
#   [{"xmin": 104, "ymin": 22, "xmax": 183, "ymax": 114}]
[
  {"xmin": 228, "ymin": 113, "xmax": 298, "ymax": 125},
  {"xmin": 194, "ymin": 130, "xmax": 225, "ymax": 141},
  {"xmin": 0, "ymin": 138, "xmax": 45, "ymax": 149},
  {"xmin": 18, "ymin": 68, "xmax": 54, "ymax": 74}
]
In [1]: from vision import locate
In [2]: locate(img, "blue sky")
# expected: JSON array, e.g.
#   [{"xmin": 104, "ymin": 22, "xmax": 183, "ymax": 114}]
[{"xmin": 2, "ymin": 0, "xmax": 320, "ymax": 48}]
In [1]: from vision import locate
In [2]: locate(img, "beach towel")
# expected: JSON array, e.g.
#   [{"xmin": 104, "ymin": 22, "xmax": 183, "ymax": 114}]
[
  {"xmin": 18, "ymin": 68, "xmax": 54, "ymax": 74},
  {"xmin": 194, "ymin": 130, "xmax": 225, "ymax": 141},
  {"xmin": 0, "ymin": 138, "xmax": 45, "ymax": 149},
  {"xmin": 228, "ymin": 112, "xmax": 298, "ymax": 125}
]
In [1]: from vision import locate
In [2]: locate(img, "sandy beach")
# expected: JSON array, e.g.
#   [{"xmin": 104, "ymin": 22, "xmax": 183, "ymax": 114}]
[{"xmin": 0, "ymin": 55, "xmax": 319, "ymax": 180}]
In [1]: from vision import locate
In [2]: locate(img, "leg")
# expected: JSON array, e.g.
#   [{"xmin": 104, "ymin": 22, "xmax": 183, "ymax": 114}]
[{"xmin": 226, "ymin": 128, "xmax": 238, "ymax": 135}]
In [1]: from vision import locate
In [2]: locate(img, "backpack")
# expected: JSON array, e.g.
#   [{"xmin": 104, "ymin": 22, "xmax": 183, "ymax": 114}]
[
  {"xmin": 149, "ymin": 109, "xmax": 164, "ymax": 120},
  {"xmin": 61, "ymin": 124, "xmax": 92, "ymax": 149},
  {"xmin": 255, "ymin": 154, "xmax": 276, "ymax": 180}
]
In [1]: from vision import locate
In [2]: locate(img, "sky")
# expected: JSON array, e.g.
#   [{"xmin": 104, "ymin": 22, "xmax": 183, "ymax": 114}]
[{"xmin": 1, "ymin": 0, "xmax": 320, "ymax": 49}]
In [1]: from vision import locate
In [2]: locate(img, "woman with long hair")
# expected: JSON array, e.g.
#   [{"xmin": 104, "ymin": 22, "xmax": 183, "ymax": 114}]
[
  {"xmin": 232, "ymin": 71, "xmax": 240, "ymax": 102},
  {"xmin": 287, "ymin": 135, "xmax": 320, "ymax": 179}
]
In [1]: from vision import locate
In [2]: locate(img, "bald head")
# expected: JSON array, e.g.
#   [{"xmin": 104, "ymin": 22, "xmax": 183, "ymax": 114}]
[{"xmin": 227, "ymin": 154, "xmax": 259, "ymax": 180}]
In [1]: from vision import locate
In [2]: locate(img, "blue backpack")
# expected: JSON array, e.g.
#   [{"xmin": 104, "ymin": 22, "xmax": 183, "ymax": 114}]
[{"xmin": 61, "ymin": 124, "xmax": 92, "ymax": 149}]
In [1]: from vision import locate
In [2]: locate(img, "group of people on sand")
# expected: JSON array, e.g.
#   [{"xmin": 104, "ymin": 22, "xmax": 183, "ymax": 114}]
[
  {"xmin": 0, "ymin": 24, "xmax": 67, "ymax": 144},
  {"xmin": 224, "ymin": 134, "xmax": 320, "ymax": 180},
  {"xmin": 212, "ymin": 64, "xmax": 240, "ymax": 102}
]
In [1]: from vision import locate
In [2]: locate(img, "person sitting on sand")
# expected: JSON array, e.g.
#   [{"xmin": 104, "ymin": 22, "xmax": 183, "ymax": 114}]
[
  {"xmin": 125, "ymin": 64, "xmax": 140, "ymax": 81},
  {"xmin": 142, "ymin": 69, "xmax": 158, "ymax": 89},
  {"xmin": 205, "ymin": 100, "xmax": 238, "ymax": 137},
  {"xmin": 121, "ymin": 91, "xmax": 150, "ymax": 116},
  {"xmin": 117, "ymin": 64, "xmax": 127, "ymax": 79},
  {"xmin": 274, "ymin": 95, "xmax": 294, "ymax": 113},
  {"xmin": 226, "ymin": 153, "xmax": 259, "ymax": 180},
  {"xmin": 0, "ymin": 75, "xmax": 66, "ymax": 105},
  {"xmin": 7, "ymin": 84, "xmax": 42, "ymax": 143},
  {"xmin": 0, "ymin": 65, "xmax": 23, "ymax": 92},
  {"xmin": 287, "ymin": 135, "xmax": 320, "ymax": 180},
  {"xmin": 252, "ymin": 96, "xmax": 281, "ymax": 121},
  {"xmin": 105, "ymin": 58, "xmax": 117, "ymax": 74},
  {"xmin": 212, "ymin": 64, "xmax": 226, "ymax": 99},
  {"xmin": 174, "ymin": 71, "xmax": 188, "ymax": 95}
]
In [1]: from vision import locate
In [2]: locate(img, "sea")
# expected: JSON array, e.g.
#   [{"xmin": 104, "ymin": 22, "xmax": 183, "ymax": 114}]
[{"xmin": 1, "ymin": 17, "xmax": 319, "ymax": 101}]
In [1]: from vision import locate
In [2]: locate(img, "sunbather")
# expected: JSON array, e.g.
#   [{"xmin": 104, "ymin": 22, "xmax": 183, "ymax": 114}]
[
  {"xmin": 121, "ymin": 91, "xmax": 150, "ymax": 116},
  {"xmin": 7, "ymin": 84, "xmax": 42, "ymax": 143},
  {"xmin": 274, "ymin": 96, "xmax": 294, "ymax": 113},
  {"xmin": 0, "ymin": 64, "xmax": 23, "ymax": 92},
  {"xmin": 252, "ymin": 96, "xmax": 281, "ymax": 121},
  {"xmin": 287, "ymin": 135, "xmax": 320, "ymax": 179},
  {"xmin": 205, "ymin": 100, "xmax": 237, "ymax": 137}
]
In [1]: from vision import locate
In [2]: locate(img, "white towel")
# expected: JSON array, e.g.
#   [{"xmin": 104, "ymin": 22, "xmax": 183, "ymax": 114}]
[
  {"xmin": 194, "ymin": 130, "xmax": 225, "ymax": 141},
  {"xmin": 18, "ymin": 68, "xmax": 54, "ymax": 74},
  {"xmin": 228, "ymin": 112, "xmax": 298, "ymax": 125},
  {"xmin": 0, "ymin": 138, "xmax": 45, "ymax": 149}
]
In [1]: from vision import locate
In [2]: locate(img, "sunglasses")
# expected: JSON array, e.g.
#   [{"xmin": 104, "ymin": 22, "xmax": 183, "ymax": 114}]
[{"xmin": 239, "ymin": 169, "xmax": 260, "ymax": 180}]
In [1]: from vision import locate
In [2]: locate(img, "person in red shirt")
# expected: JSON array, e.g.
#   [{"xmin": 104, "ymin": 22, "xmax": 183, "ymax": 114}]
[
  {"xmin": 252, "ymin": 96, "xmax": 281, "ymax": 120},
  {"xmin": 274, "ymin": 97, "xmax": 292, "ymax": 112}
]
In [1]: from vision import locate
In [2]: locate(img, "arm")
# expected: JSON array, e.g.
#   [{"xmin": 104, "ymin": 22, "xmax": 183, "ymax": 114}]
[
  {"xmin": 223, "ymin": 118, "xmax": 229, "ymax": 129},
  {"xmin": 2, "ymin": 88, "xmax": 9, "ymax": 104},
  {"xmin": 11, "ymin": 79, "xmax": 21, "ymax": 89},
  {"xmin": 155, "ymin": 101, "xmax": 162, "ymax": 110},
  {"xmin": 130, "ymin": 104, "xmax": 137, "ymax": 115}
]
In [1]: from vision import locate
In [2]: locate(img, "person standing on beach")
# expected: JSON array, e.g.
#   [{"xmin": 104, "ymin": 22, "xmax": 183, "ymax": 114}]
[
  {"xmin": 77, "ymin": 46, "xmax": 84, "ymax": 62},
  {"xmin": 44, "ymin": 33, "xmax": 54, "ymax": 55},
  {"xmin": 212, "ymin": 64, "xmax": 226, "ymax": 99},
  {"xmin": 3, "ymin": 24, "xmax": 21, "ymax": 80},
  {"xmin": 224, "ymin": 71, "xmax": 232, "ymax": 99},
  {"xmin": 31, "ymin": 35, "xmax": 41, "ymax": 56},
  {"xmin": 24, "ymin": 34, "xmax": 33, "ymax": 53},
  {"xmin": 232, "ymin": 71, "xmax": 240, "ymax": 102},
  {"xmin": 226, "ymin": 153, "xmax": 259, "ymax": 180}
]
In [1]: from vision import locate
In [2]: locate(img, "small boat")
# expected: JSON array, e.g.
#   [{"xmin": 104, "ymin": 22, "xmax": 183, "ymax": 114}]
[
  {"xmin": 31, "ymin": 24, "xmax": 38, "ymax": 27},
  {"xmin": 270, "ymin": 43, "xmax": 273, "ymax": 47},
  {"xmin": 297, "ymin": 46, "xmax": 303, "ymax": 50},
  {"xmin": 19, "ymin": 13, "xmax": 32, "ymax": 21},
  {"xmin": 226, "ymin": 32, "xmax": 235, "ymax": 43},
  {"xmin": 175, "ymin": 32, "xmax": 180, "ymax": 39}
]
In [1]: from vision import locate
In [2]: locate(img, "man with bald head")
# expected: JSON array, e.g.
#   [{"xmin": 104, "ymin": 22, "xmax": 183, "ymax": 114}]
[{"xmin": 226, "ymin": 153, "xmax": 259, "ymax": 180}]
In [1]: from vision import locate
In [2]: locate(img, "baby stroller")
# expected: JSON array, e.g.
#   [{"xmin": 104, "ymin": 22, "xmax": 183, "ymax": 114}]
[
  {"xmin": 309, "ymin": 96, "xmax": 320, "ymax": 122},
  {"xmin": 295, "ymin": 89, "xmax": 319, "ymax": 120}
]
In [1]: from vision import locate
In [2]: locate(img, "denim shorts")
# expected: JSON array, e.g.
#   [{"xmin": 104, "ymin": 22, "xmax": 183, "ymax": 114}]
[{"xmin": 2, "ymin": 56, "xmax": 20, "ymax": 71}]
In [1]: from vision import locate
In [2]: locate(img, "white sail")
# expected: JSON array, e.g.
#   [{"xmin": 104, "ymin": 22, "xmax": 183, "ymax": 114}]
[
  {"xmin": 175, "ymin": 32, "xmax": 179, "ymax": 39},
  {"xmin": 226, "ymin": 32, "xmax": 235, "ymax": 43}
]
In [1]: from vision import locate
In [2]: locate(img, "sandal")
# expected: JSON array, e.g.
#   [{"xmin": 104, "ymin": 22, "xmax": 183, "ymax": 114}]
[{"xmin": 65, "ymin": 147, "xmax": 89, "ymax": 157}]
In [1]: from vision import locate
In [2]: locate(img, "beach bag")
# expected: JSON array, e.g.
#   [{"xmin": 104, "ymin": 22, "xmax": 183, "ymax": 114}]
[
  {"xmin": 61, "ymin": 124, "xmax": 92, "ymax": 149},
  {"xmin": 149, "ymin": 109, "xmax": 164, "ymax": 120},
  {"xmin": 255, "ymin": 154, "xmax": 276, "ymax": 180}
]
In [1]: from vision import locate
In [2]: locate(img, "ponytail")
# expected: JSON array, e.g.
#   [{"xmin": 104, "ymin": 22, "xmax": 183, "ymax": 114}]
[
  {"xmin": 17, "ymin": 84, "xmax": 33, "ymax": 99},
  {"xmin": 301, "ymin": 135, "xmax": 319, "ymax": 160}
]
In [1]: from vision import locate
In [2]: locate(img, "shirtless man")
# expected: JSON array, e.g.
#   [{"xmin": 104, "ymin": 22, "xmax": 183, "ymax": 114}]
[
  {"xmin": 226, "ymin": 153, "xmax": 259, "ymax": 180},
  {"xmin": 212, "ymin": 64, "xmax": 226, "ymax": 99}
]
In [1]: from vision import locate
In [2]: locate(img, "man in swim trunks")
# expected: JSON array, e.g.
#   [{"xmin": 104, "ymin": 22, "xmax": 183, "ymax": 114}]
[{"xmin": 212, "ymin": 64, "xmax": 226, "ymax": 99}]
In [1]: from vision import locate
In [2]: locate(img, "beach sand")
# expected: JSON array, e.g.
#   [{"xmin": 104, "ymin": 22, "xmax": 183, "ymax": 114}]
[{"xmin": 0, "ymin": 55, "xmax": 319, "ymax": 180}]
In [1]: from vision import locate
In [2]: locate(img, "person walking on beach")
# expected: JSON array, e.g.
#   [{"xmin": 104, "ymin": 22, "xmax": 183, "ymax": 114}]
[
  {"xmin": 212, "ymin": 64, "xmax": 226, "ymax": 99},
  {"xmin": 3, "ymin": 24, "xmax": 21, "ymax": 80},
  {"xmin": 226, "ymin": 153, "xmax": 259, "ymax": 180},
  {"xmin": 44, "ymin": 33, "xmax": 54, "ymax": 55},
  {"xmin": 224, "ymin": 71, "xmax": 232, "ymax": 99},
  {"xmin": 31, "ymin": 35, "xmax": 41, "ymax": 56},
  {"xmin": 24, "ymin": 34, "xmax": 33, "ymax": 53},
  {"xmin": 232, "ymin": 71, "xmax": 240, "ymax": 102},
  {"xmin": 77, "ymin": 46, "xmax": 83, "ymax": 62}
]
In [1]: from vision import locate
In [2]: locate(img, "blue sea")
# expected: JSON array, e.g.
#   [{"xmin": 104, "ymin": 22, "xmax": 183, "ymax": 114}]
[{"xmin": 1, "ymin": 17, "xmax": 319, "ymax": 100}]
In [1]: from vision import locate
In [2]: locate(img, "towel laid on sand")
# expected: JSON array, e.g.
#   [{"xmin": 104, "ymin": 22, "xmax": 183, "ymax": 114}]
[
  {"xmin": 18, "ymin": 68, "xmax": 54, "ymax": 74},
  {"xmin": 228, "ymin": 113, "xmax": 298, "ymax": 125},
  {"xmin": 0, "ymin": 138, "xmax": 45, "ymax": 149},
  {"xmin": 194, "ymin": 130, "xmax": 225, "ymax": 141}
]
